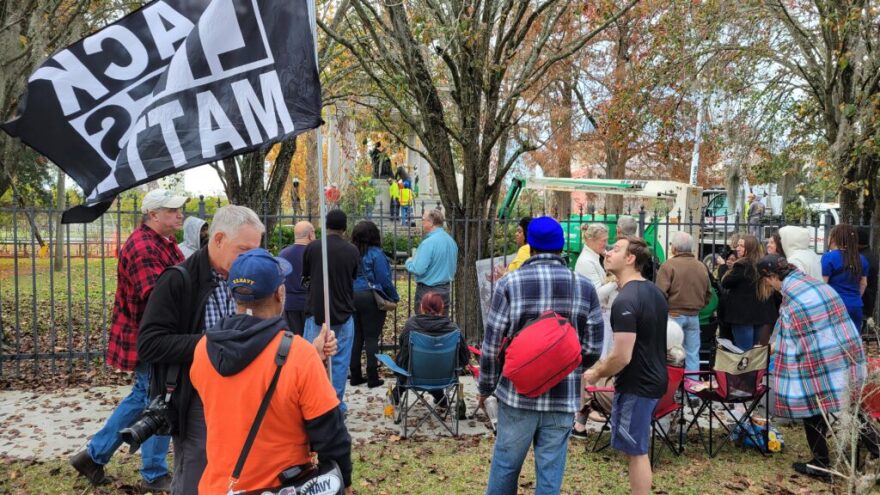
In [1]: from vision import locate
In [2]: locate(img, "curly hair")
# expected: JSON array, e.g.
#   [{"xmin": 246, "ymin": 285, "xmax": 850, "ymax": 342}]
[{"xmin": 351, "ymin": 221, "xmax": 382, "ymax": 257}]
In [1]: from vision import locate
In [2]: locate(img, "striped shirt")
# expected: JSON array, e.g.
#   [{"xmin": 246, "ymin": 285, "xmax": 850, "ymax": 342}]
[{"xmin": 478, "ymin": 254, "xmax": 604, "ymax": 412}]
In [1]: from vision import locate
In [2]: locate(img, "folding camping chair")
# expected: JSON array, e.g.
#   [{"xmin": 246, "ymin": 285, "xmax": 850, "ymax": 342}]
[
  {"xmin": 856, "ymin": 358, "xmax": 880, "ymax": 467},
  {"xmin": 585, "ymin": 366, "xmax": 686, "ymax": 466},
  {"xmin": 376, "ymin": 330, "xmax": 462, "ymax": 438},
  {"xmin": 683, "ymin": 343, "xmax": 770, "ymax": 458}
]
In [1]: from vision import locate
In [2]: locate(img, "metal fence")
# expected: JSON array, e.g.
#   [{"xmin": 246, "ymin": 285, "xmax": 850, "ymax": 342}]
[{"xmin": 0, "ymin": 196, "xmax": 876, "ymax": 379}]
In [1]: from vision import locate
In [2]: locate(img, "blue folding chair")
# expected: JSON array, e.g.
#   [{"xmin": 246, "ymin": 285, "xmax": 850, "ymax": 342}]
[{"xmin": 376, "ymin": 330, "xmax": 461, "ymax": 438}]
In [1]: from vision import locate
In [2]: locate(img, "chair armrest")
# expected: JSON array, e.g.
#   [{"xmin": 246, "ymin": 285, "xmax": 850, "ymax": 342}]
[
  {"xmin": 376, "ymin": 354, "xmax": 409, "ymax": 377},
  {"xmin": 683, "ymin": 370, "xmax": 711, "ymax": 378},
  {"xmin": 586, "ymin": 386, "xmax": 615, "ymax": 393}
]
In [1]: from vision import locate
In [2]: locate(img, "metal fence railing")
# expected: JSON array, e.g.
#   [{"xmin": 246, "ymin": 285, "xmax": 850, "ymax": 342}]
[{"xmin": 0, "ymin": 196, "xmax": 876, "ymax": 379}]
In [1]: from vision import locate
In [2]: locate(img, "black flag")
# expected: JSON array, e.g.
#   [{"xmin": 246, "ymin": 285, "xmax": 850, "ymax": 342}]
[{"xmin": 2, "ymin": 0, "xmax": 322, "ymax": 222}]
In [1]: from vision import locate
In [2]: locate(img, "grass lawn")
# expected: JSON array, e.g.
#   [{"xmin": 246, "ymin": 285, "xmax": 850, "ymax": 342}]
[{"xmin": 0, "ymin": 425, "xmax": 836, "ymax": 494}]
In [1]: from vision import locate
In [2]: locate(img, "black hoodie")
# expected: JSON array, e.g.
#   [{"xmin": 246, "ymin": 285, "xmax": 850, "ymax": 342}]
[
  {"xmin": 203, "ymin": 313, "xmax": 353, "ymax": 487},
  {"xmin": 395, "ymin": 314, "xmax": 470, "ymax": 370}
]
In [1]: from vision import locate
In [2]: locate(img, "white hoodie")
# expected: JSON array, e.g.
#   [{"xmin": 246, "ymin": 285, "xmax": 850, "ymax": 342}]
[
  {"xmin": 178, "ymin": 216, "xmax": 207, "ymax": 259},
  {"xmin": 779, "ymin": 226, "xmax": 822, "ymax": 279}
]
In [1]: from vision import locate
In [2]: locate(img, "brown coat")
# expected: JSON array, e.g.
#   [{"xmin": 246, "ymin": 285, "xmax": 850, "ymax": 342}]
[{"xmin": 655, "ymin": 252, "xmax": 711, "ymax": 316}]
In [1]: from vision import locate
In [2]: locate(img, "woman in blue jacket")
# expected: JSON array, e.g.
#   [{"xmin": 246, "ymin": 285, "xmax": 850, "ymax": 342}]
[{"xmin": 351, "ymin": 221, "xmax": 400, "ymax": 387}]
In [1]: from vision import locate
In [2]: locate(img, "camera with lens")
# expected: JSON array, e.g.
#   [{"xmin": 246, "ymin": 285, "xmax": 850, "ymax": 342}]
[{"xmin": 120, "ymin": 396, "xmax": 174, "ymax": 452}]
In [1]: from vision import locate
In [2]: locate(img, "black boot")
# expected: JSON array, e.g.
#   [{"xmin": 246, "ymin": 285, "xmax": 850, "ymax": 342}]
[{"xmin": 69, "ymin": 450, "xmax": 110, "ymax": 486}]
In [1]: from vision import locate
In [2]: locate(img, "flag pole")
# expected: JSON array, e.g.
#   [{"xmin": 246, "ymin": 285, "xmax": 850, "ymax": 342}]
[{"xmin": 309, "ymin": 0, "xmax": 332, "ymax": 380}]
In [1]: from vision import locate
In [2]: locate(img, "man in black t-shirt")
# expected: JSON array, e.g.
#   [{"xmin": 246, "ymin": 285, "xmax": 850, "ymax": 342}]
[
  {"xmin": 584, "ymin": 235, "xmax": 668, "ymax": 495},
  {"xmin": 302, "ymin": 209, "xmax": 360, "ymax": 414}
]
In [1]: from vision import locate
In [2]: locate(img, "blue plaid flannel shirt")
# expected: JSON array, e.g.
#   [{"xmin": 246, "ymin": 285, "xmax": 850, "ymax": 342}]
[
  {"xmin": 478, "ymin": 254, "xmax": 604, "ymax": 413},
  {"xmin": 203, "ymin": 269, "xmax": 235, "ymax": 332}
]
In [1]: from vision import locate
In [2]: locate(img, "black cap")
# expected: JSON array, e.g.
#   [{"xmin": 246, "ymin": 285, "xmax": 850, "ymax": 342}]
[
  {"xmin": 757, "ymin": 254, "xmax": 790, "ymax": 277},
  {"xmin": 326, "ymin": 209, "xmax": 347, "ymax": 231}
]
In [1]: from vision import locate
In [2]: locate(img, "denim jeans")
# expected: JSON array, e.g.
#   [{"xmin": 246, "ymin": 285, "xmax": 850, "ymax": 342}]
[
  {"xmin": 485, "ymin": 401, "xmax": 571, "ymax": 495},
  {"xmin": 672, "ymin": 315, "xmax": 701, "ymax": 372},
  {"xmin": 304, "ymin": 316, "xmax": 354, "ymax": 413},
  {"xmin": 400, "ymin": 206, "xmax": 411, "ymax": 226},
  {"xmin": 731, "ymin": 324, "xmax": 760, "ymax": 350},
  {"xmin": 87, "ymin": 363, "xmax": 170, "ymax": 482}
]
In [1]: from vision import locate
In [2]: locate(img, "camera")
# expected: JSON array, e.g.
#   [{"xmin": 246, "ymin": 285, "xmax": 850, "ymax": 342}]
[{"xmin": 120, "ymin": 396, "xmax": 174, "ymax": 451}]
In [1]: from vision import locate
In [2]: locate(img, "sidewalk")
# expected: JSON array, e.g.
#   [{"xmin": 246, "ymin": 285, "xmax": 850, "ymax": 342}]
[
  {"xmin": 1, "ymin": 375, "xmax": 736, "ymax": 461},
  {"xmin": 0, "ymin": 376, "xmax": 494, "ymax": 460}
]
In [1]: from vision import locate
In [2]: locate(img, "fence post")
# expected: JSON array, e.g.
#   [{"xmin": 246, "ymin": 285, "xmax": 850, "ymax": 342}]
[
  {"xmin": 198, "ymin": 195, "xmax": 206, "ymax": 219},
  {"xmin": 638, "ymin": 206, "xmax": 646, "ymax": 237},
  {"xmin": 824, "ymin": 210, "xmax": 834, "ymax": 252}
]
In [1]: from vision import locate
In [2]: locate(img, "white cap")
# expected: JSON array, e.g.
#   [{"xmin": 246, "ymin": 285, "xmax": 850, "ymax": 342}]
[{"xmin": 141, "ymin": 189, "xmax": 188, "ymax": 213}]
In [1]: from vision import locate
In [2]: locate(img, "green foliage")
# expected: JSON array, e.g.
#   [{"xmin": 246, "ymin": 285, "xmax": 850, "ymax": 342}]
[
  {"xmin": 266, "ymin": 225, "xmax": 295, "ymax": 254},
  {"xmin": 339, "ymin": 175, "xmax": 377, "ymax": 217},
  {"xmin": 783, "ymin": 200, "xmax": 809, "ymax": 223},
  {"xmin": 382, "ymin": 232, "xmax": 421, "ymax": 255}
]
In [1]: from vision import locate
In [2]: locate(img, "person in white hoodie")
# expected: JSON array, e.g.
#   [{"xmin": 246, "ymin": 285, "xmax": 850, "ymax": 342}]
[
  {"xmin": 177, "ymin": 216, "xmax": 207, "ymax": 259},
  {"xmin": 778, "ymin": 226, "xmax": 822, "ymax": 279}
]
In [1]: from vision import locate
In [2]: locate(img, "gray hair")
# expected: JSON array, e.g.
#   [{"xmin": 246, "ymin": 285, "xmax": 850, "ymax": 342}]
[
  {"xmin": 616, "ymin": 215, "xmax": 638, "ymax": 236},
  {"xmin": 424, "ymin": 208, "xmax": 445, "ymax": 226},
  {"xmin": 581, "ymin": 223, "xmax": 608, "ymax": 241},
  {"xmin": 209, "ymin": 205, "xmax": 265, "ymax": 238},
  {"xmin": 670, "ymin": 231, "xmax": 693, "ymax": 254}
]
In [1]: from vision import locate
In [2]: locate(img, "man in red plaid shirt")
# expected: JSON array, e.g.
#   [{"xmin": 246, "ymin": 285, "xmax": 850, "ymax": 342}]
[{"xmin": 70, "ymin": 189, "xmax": 186, "ymax": 492}]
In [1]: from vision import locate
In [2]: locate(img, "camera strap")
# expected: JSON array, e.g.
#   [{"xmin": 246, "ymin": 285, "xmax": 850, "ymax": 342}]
[
  {"xmin": 161, "ymin": 265, "xmax": 192, "ymax": 403},
  {"xmin": 228, "ymin": 331, "xmax": 294, "ymax": 492}
]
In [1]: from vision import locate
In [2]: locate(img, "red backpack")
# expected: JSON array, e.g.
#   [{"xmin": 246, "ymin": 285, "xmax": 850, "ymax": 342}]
[{"xmin": 499, "ymin": 272, "xmax": 582, "ymax": 398}]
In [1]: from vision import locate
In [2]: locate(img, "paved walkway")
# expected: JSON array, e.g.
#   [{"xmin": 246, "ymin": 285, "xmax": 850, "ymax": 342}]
[
  {"xmin": 0, "ymin": 376, "xmax": 496, "ymax": 460},
  {"xmin": 1, "ymin": 375, "xmax": 739, "ymax": 461}
]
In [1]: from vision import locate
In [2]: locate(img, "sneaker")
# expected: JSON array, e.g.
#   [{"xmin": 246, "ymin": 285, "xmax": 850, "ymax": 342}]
[
  {"xmin": 69, "ymin": 450, "xmax": 110, "ymax": 486},
  {"xmin": 350, "ymin": 377, "xmax": 367, "ymax": 386},
  {"xmin": 570, "ymin": 427, "xmax": 589, "ymax": 440},
  {"xmin": 140, "ymin": 474, "xmax": 172, "ymax": 493},
  {"xmin": 367, "ymin": 379, "xmax": 385, "ymax": 389},
  {"xmin": 792, "ymin": 461, "xmax": 832, "ymax": 482}
]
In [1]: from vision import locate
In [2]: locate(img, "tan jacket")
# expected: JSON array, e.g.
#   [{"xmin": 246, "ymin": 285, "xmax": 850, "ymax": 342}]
[{"xmin": 655, "ymin": 252, "xmax": 711, "ymax": 316}]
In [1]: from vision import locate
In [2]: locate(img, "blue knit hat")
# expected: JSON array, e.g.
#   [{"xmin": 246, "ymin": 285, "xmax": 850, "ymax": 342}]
[{"xmin": 527, "ymin": 216, "xmax": 564, "ymax": 252}]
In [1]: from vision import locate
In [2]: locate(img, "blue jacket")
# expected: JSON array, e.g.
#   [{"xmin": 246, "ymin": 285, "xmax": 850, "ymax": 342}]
[
  {"xmin": 353, "ymin": 246, "xmax": 400, "ymax": 302},
  {"xmin": 405, "ymin": 227, "xmax": 458, "ymax": 286}
]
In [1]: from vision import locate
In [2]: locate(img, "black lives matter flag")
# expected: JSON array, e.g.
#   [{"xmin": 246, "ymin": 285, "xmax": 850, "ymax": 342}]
[{"xmin": 2, "ymin": 0, "xmax": 322, "ymax": 222}]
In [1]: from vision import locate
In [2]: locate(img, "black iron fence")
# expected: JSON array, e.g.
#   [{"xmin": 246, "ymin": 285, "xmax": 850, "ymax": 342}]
[{"xmin": 0, "ymin": 196, "xmax": 876, "ymax": 379}]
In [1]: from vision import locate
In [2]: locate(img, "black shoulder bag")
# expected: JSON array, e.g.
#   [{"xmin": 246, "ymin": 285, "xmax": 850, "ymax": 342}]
[{"xmin": 228, "ymin": 331, "xmax": 345, "ymax": 495}]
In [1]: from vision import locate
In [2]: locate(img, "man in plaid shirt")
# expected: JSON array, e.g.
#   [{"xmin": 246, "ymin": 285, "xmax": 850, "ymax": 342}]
[
  {"xmin": 70, "ymin": 189, "xmax": 186, "ymax": 492},
  {"xmin": 478, "ymin": 216, "xmax": 603, "ymax": 495}
]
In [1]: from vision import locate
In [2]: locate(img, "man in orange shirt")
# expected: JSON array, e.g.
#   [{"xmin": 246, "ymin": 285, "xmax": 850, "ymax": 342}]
[{"xmin": 190, "ymin": 248, "xmax": 352, "ymax": 494}]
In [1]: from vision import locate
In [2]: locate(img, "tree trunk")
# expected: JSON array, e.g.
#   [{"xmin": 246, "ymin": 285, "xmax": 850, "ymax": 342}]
[
  {"xmin": 548, "ymin": 74, "xmax": 573, "ymax": 220},
  {"xmin": 305, "ymin": 131, "xmax": 321, "ymax": 220},
  {"xmin": 54, "ymin": 171, "xmax": 65, "ymax": 271},
  {"xmin": 219, "ymin": 136, "xmax": 298, "ymax": 238},
  {"xmin": 448, "ymin": 195, "xmax": 493, "ymax": 343}
]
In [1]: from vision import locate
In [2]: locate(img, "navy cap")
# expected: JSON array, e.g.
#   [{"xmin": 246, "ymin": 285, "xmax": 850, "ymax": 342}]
[
  {"xmin": 527, "ymin": 216, "xmax": 565, "ymax": 251},
  {"xmin": 228, "ymin": 248, "xmax": 292, "ymax": 301}
]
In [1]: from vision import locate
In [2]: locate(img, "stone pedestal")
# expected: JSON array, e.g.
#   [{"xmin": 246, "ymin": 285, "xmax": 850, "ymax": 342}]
[{"xmin": 371, "ymin": 179, "xmax": 392, "ymax": 216}]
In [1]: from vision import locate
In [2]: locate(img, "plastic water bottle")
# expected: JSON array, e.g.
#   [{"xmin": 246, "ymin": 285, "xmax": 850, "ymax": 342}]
[
  {"xmin": 484, "ymin": 396, "xmax": 498, "ymax": 432},
  {"xmin": 383, "ymin": 385, "xmax": 394, "ymax": 419}
]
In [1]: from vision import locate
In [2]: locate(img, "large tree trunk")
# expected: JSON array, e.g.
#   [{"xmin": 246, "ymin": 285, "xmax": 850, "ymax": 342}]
[
  {"xmin": 221, "ymin": 137, "xmax": 297, "ymax": 237},
  {"xmin": 604, "ymin": 18, "xmax": 632, "ymax": 215},
  {"xmin": 548, "ymin": 73, "xmax": 573, "ymax": 219}
]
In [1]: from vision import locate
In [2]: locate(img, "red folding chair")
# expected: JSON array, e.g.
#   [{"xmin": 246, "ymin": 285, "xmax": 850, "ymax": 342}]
[
  {"xmin": 467, "ymin": 345, "xmax": 481, "ymax": 379},
  {"xmin": 585, "ymin": 366, "xmax": 686, "ymax": 466},
  {"xmin": 682, "ymin": 344, "xmax": 770, "ymax": 457},
  {"xmin": 857, "ymin": 358, "xmax": 880, "ymax": 464}
]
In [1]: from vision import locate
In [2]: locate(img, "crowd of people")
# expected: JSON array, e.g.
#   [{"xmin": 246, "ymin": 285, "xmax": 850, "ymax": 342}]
[{"xmin": 68, "ymin": 188, "xmax": 879, "ymax": 494}]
